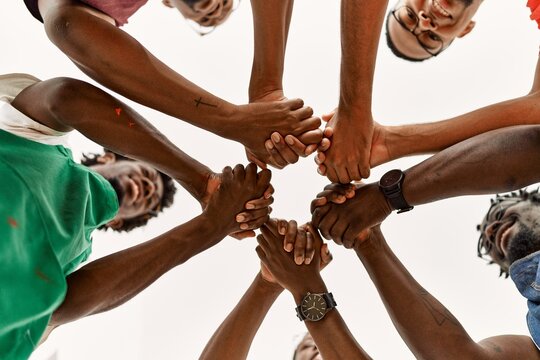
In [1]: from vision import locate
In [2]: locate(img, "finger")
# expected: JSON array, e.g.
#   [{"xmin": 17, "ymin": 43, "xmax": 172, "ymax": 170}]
[
  {"xmin": 336, "ymin": 167, "xmax": 351, "ymax": 184},
  {"xmin": 256, "ymin": 234, "xmax": 270, "ymax": 250},
  {"xmin": 277, "ymin": 219, "xmax": 288, "ymax": 236},
  {"xmin": 311, "ymin": 204, "xmax": 331, "ymax": 228},
  {"xmin": 320, "ymin": 243, "xmax": 333, "ymax": 267},
  {"xmin": 292, "ymin": 106, "xmax": 315, "ymax": 122},
  {"xmin": 239, "ymin": 214, "xmax": 270, "ymax": 231},
  {"xmin": 245, "ymin": 195, "xmax": 273, "ymax": 210},
  {"xmin": 285, "ymin": 98, "xmax": 304, "ymax": 111},
  {"xmin": 236, "ymin": 207, "xmax": 271, "ymax": 223},
  {"xmin": 318, "ymin": 138, "xmax": 331, "ymax": 152},
  {"xmin": 222, "ymin": 166, "xmax": 233, "ymax": 183},
  {"xmin": 260, "ymin": 224, "xmax": 279, "ymax": 250},
  {"xmin": 323, "ymin": 126, "xmax": 333, "ymax": 138},
  {"xmin": 294, "ymin": 229, "xmax": 307, "ymax": 265},
  {"xmin": 284, "ymin": 220, "xmax": 298, "ymax": 252},
  {"xmin": 305, "ymin": 144, "xmax": 318, "ymax": 156},
  {"xmin": 319, "ymin": 211, "xmax": 339, "ymax": 241},
  {"xmin": 284, "ymin": 135, "xmax": 308, "ymax": 157},
  {"xmin": 359, "ymin": 163, "xmax": 371, "ymax": 179},
  {"xmin": 321, "ymin": 109, "xmax": 337, "ymax": 122},
  {"xmin": 330, "ymin": 219, "xmax": 348, "ymax": 245},
  {"xmin": 233, "ymin": 164, "xmax": 246, "ymax": 181},
  {"xmin": 246, "ymin": 151, "xmax": 267, "ymax": 169},
  {"xmin": 325, "ymin": 167, "xmax": 340, "ymax": 183},
  {"xmin": 244, "ymin": 162, "xmax": 258, "ymax": 185},
  {"xmin": 304, "ymin": 231, "xmax": 315, "ymax": 265},
  {"xmin": 255, "ymin": 244, "xmax": 268, "ymax": 262},
  {"xmin": 271, "ymin": 132, "xmax": 300, "ymax": 165},
  {"xmin": 265, "ymin": 140, "xmax": 287, "ymax": 169},
  {"xmin": 264, "ymin": 184, "xmax": 274, "ymax": 199},
  {"xmin": 230, "ymin": 230, "xmax": 256, "ymax": 240},
  {"xmin": 293, "ymin": 115, "xmax": 320, "ymax": 134},
  {"xmin": 265, "ymin": 218, "xmax": 282, "ymax": 238},
  {"xmin": 310, "ymin": 196, "xmax": 328, "ymax": 214},
  {"xmin": 347, "ymin": 165, "xmax": 362, "ymax": 183},
  {"xmin": 343, "ymin": 225, "xmax": 362, "ymax": 246},
  {"xmin": 256, "ymin": 168, "xmax": 272, "ymax": 191},
  {"xmin": 297, "ymin": 128, "xmax": 324, "ymax": 145},
  {"xmin": 314, "ymin": 152, "xmax": 325, "ymax": 165}
]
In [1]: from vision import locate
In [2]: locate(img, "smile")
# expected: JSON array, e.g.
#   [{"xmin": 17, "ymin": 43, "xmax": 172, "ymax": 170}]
[{"xmin": 432, "ymin": 0, "xmax": 451, "ymax": 18}]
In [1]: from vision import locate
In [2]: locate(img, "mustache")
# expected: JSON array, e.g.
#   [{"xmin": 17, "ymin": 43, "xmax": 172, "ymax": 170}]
[{"xmin": 107, "ymin": 177, "xmax": 125, "ymax": 206}]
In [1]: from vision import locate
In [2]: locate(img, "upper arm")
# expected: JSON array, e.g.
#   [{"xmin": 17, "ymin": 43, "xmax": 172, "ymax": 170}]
[{"xmin": 476, "ymin": 335, "xmax": 540, "ymax": 360}]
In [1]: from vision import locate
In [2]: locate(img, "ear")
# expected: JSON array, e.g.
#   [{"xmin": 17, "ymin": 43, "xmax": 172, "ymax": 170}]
[
  {"xmin": 457, "ymin": 20, "xmax": 475, "ymax": 38},
  {"xmin": 106, "ymin": 217, "xmax": 124, "ymax": 230},
  {"xmin": 162, "ymin": 0, "xmax": 173, "ymax": 8},
  {"xmin": 96, "ymin": 152, "xmax": 116, "ymax": 165}
]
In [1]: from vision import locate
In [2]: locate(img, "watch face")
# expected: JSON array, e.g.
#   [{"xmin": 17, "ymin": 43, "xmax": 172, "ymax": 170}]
[
  {"xmin": 379, "ymin": 169, "xmax": 403, "ymax": 188},
  {"xmin": 300, "ymin": 293, "xmax": 327, "ymax": 321}
]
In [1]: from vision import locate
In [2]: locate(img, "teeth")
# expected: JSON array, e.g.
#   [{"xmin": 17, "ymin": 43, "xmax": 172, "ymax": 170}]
[{"xmin": 433, "ymin": 0, "xmax": 450, "ymax": 16}]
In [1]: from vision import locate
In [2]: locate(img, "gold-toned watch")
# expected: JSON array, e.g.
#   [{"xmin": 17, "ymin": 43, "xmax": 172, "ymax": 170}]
[{"xmin": 295, "ymin": 292, "xmax": 337, "ymax": 322}]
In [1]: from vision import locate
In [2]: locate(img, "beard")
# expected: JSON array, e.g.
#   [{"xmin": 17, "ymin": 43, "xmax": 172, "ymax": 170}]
[
  {"xmin": 456, "ymin": 0, "xmax": 474, "ymax": 7},
  {"xmin": 507, "ymin": 224, "xmax": 540, "ymax": 265},
  {"xmin": 107, "ymin": 177, "xmax": 125, "ymax": 206}
]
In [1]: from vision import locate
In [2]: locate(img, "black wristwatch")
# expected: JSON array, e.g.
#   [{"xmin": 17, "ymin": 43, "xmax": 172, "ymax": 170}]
[
  {"xmin": 295, "ymin": 292, "xmax": 337, "ymax": 322},
  {"xmin": 378, "ymin": 169, "xmax": 413, "ymax": 214}
]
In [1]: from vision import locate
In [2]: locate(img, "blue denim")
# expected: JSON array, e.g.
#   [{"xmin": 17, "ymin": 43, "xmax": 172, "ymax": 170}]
[{"xmin": 510, "ymin": 250, "xmax": 540, "ymax": 349}]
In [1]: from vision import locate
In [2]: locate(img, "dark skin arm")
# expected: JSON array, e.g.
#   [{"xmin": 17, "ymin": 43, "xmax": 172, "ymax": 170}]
[
  {"xmin": 354, "ymin": 227, "xmax": 540, "ymax": 360},
  {"xmin": 11, "ymin": 77, "xmax": 272, "ymax": 237},
  {"xmin": 312, "ymin": 125, "xmax": 540, "ymax": 246},
  {"xmin": 47, "ymin": 163, "xmax": 271, "ymax": 334},
  {"xmin": 36, "ymin": 0, "xmax": 319, "ymax": 168},
  {"xmin": 256, "ymin": 222, "xmax": 371, "ymax": 360}
]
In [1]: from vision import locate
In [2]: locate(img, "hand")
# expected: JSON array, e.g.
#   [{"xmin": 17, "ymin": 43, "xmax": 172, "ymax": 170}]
[
  {"xmin": 203, "ymin": 163, "xmax": 272, "ymax": 237},
  {"xmin": 316, "ymin": 116, "xmax": 390, "ymax": 173},
  {"xmin": 234, "ymin": 98, "xmax": 321, "ymax": 169},
  {"xmin": 200, "ymin": 171, "xmax": 274, "ymax": 239},
  {"xmin": 311, "ymin": 182, "xmax": 392, "ymax": 248},
  {"xmin": 316, "ymin": 108, "xmax": 374, "ymax": 183},
  {"xmin": 309, "ymin": 182, "xmax": 358, "ymax": 212},
  {"xmin": 256, "ymin": 222, "xmax": 328, "ymax": 294}
]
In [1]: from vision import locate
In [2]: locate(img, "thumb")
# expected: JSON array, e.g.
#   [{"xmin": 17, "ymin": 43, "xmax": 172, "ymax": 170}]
[{"xmin": 320, "ymin": 243, "xmax": 333, "ymax": 266}]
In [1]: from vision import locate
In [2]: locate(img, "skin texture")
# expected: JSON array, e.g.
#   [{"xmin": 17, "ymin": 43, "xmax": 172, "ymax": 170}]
[
  {"xmin": 313, "ymin": 125, "xmax": 540, "ymax": 247},
  {"xmin": 354, "ymin": 227, "xmax": 540, "ymax": 359},
  {"xmin": 44, "ymin": 163, "xmax": 272, "ymax": 342},
  {"xmin": 256, "ymin": 223, "xmax": 372, "ymax": 360},
  {"xmin": 199, "ymin": 219, "xmax": 332, "ymax": 360},
  {"xmin": 387, "ymin": 0, "xmax": 481, "ymax": 60},
  {"xmin": 11, "ymin": 77, "xmax": 272, "ymax": 238},
  {"xmin": 36, "ymin": 0, "xmax": 321, "ymax": 169}
]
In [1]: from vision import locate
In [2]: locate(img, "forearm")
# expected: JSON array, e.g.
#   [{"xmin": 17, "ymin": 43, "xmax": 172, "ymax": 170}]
[
  {"xmin": 248, "ymin": 0, "xmax": 294, "ymax": 100},
  {"xmin": 50, "ymin": 215, "xmax": 224, "ymax": 326},
  {"xmin": 386, "ymin": 93, "xmax": 540, "ymax": 159},
  {"xmin": 200, "ymin": 274, "xmax": 283, "ymax": 360},
  {"xmin": 402, "ymin": 125, "xmax": 540, "ymax": 206},
  {"xmin": 290, "ymin": 279, "xmax": 371, "ymax": 360},
  {"xmin": 338, "ymin": 0, "xmax": 388, "ymax": 113},
  {"xmin": 14, "ymin": 77, "xmax": 212, "ymax": 202},
  {"xmin": 41, "ymin": 5, "xmax": 238, "ymax": 138},
  {"xmin": 356, "ymin": 232, "xmax": 481, "ymax": 360}
]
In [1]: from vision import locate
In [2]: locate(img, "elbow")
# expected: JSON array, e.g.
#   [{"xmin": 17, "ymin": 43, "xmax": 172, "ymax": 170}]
[{"xmin": 42, "ymin": 77, "xmax": 95, "ymax": 127}]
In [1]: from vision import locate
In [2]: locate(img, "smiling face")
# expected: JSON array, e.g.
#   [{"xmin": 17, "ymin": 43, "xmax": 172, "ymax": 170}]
[
  {"xmin": 294, "ymin": 333, "xmax": 322, "ymax": 360},
  {"xmin": 386, "ymin": 0, "xmax": 482, "ymax": 60},
  {"xmin": 478, "ymin": 195, "xmax": 540, "ymax": 275}
]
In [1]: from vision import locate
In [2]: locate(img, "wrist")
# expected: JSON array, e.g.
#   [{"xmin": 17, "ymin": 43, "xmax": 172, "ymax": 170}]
[
  {"xmin": 290, "ymin": 276, "xmax": 328, "ymax": 304},
  {"xmin": 255, "ymin": 273, "xmax": 284, "ymax": 295}
]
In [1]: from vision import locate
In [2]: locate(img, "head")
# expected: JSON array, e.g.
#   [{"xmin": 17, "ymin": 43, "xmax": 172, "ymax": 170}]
[
  {"xmin": 162, "ymin": 0, "xmax": 238, "ymax": 32},
  {"xmin": 386, "ymin": 0, "xmax": 483, "ymax": 61},
  {"xmin": 81, "ymin": 150, "xmax": 177, "ymax": 232},
  {"xmin": 477, "ymin": 189, "xmax": 540, "ymax": 277},
  {"xmin": 293, "ymin": 333, "xmax": 322, "ymax": 360}
]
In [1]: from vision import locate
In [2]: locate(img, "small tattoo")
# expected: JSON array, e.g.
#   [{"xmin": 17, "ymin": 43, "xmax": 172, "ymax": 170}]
[
  {"xmin": 194, "ymin": 97, "xmax": 217, "ymax": 108},
  {"xmin": 7, "ymin": 217, "xmax": 18, "ymax": 228},
  {"xmin": 419, "ymin": 292, "xmax": 460, "ymax": 327},
  {"xmin": 115, "ymin": 107, "xmax": 122, "ymax": 116}
]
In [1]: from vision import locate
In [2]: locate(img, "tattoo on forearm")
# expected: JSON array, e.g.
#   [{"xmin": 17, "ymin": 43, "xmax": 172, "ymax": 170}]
[
  {"xmin": 194, "ymin": 97, "xmax": 217, "ymax": 108},
  {"xmin": 419, "ymin": 290, "xmax": 460, "ymax": 327}
]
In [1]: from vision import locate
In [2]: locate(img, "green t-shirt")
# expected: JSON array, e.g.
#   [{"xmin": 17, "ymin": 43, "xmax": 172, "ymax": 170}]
[{"xmin": 0, "ymin": 129, "xmax": 119, "ymax": 359}]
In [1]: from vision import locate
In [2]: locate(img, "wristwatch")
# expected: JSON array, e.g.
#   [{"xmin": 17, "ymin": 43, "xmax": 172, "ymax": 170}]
[
  {"xmin": 295, "ymin": 292, "xmax": 337, "ymax": 322},
  {"xmin": 378, "ymin": 169, "xmax": 413, "ymax": 214}
]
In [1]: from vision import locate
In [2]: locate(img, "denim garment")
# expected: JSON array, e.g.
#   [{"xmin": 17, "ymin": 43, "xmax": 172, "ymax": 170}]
[{"xmin": 510, "ymin": 250, "xmax": 540, "ymax": 349}]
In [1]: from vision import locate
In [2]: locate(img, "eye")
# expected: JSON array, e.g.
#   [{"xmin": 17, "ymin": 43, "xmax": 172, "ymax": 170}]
[
  {"xmin": 406, "ymin": 8, "xmax": 415, "ymax": 19},
  {"xmin": 428, "ymin": 31, "xmax": 441, "ymax": 41}
]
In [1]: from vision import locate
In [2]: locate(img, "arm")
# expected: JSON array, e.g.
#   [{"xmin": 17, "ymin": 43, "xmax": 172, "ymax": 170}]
[
  {"xmin": 319, "ymin": 0, "xmax": 389, "ymax": 183},
  {"xmin": 354, "ymin": 227, "xmax": 540, "ymax": 360},
  {"xmin": 36, "ymin": 0, "xmax": 319, "ymax": 166},
  {"xmin": 313, "ymin": 125, "xmax": 540, "ymax": 245},
  {"xmin": 256, "ymin": 223, "xmax": 371, "ymax": 360},
  {"xmin": 49, "ymin": 163, "xmax": 272, "ymax": 328}
]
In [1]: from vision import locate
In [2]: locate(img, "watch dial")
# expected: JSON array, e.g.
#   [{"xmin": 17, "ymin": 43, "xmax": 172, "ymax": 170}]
[
  {"xmin": 301, "ymin": 294, "xmax": 327, "ymax": 321},
  {"xmin": 380, "ymin": 169, "xmax": 402, "ymax": 187}
]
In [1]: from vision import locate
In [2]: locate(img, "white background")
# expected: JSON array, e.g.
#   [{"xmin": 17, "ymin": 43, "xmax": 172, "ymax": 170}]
[{"xmin": 1, "ymin": 0, "xmax": 539, "ymax": 359}]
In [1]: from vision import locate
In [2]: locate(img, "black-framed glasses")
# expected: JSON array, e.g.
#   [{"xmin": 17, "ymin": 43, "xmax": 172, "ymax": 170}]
[{"xmin": 391, "ymin": 5, "xmax": 444, "ymax": 57}]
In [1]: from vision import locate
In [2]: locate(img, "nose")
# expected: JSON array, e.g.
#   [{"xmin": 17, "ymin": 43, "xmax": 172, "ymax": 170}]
[{"xmin": 417, "ymin": 11, "xmax": 437, "ymax": 31}]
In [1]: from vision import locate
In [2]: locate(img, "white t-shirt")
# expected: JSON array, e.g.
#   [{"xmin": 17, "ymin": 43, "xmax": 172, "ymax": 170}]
[{"xmin": 0, "ymin": 73, "xmax": 70, "ymax": 147}]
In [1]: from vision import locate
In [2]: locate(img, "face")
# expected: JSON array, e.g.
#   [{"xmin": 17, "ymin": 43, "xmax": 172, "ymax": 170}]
[
  {"xmin": 387, "ymin": 0, "xmax": 482, "ymax": 59},
  {"xmin": 294, "ymin": 333, "xmax": 322, "ymax": 360},
  {"xmin": 479, "ymin": 198, "xmax": 540, "ymax": 273},
  {"xmin": 163, "ymin": 0, "xmax": 235, "ymax": 28},
  {"xmin": 91, "ymin": 160, "xmax": 164, "ymax": 221}
]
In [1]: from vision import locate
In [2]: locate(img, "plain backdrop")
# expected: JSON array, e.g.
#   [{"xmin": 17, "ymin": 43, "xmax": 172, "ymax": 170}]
[{"xmin": 1, "ymin": 1, "xmax": 539, "ymax": 359}]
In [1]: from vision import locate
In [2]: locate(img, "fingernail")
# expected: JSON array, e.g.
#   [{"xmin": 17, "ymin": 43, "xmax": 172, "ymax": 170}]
[
  {"xmin": 285, "ymin": 136, "xmax": 294, "ymax": 145},
  {"xmin": 265, "ymin": 193, "xmax": 272, "ymax": 199},
  {"xmin": 266, "ymin": 141, "xmax": 274, "ymax": 149},
  {"xmin": 279, "ymin": 227, "xmax": 286, "ymax": 235},
  {"xmin": 285, "ymin": 243, "xmax": 293, "ymax": 252},
  {"xmin": 271, "ymin": 133, "xmax": 280, "ymax": 143},
  {"xmin": 296, "ymin": 256, "xmax": 304, "ymax": 265},
  {"xmin": 325, "ymin": 247, "xmax": 330, "ymax": 255},
  {"xmin": 317, "ymin": 168, "xmax": 323, "ymax": 175},
  {"xmin": 240, "ymin": 224, "xmax": 249, "ymax": 230},
  {"xmin": 305, "ymin": 257, "xmax": 312, "ymax": 265},
  {"xmin": 246, "ymin": 203, "xmax": 255, "ymax": 209},
  {"xmin": 236, "ymin": 214, "xmax": 245, "ymax": 222}
]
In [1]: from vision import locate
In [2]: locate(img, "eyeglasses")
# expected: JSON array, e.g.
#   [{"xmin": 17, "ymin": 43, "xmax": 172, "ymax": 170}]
[
  {"xmin": 186, "ymin": 0, "xmax": 242, "ymax": 36},
  {"xmin": 391, "ymin": 5, "xmax": 444, "ymax": 57}
]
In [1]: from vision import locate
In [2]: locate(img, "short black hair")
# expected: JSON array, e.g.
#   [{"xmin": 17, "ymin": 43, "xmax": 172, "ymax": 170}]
[
  {"xmin": 385, "ymin": 11, "xmax": 428, "ymax": 63},
  {"xmin": 477, "ymin": 188, "xmax": 540, "ymax": 278},
  {"xmin": 80, "ymin": 149, "xmax": 177, "ymax": 232}
]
